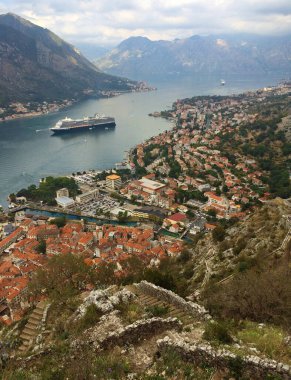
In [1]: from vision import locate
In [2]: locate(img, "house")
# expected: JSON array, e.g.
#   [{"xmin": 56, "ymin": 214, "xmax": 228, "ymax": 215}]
[{"xmin": 164, "ymin": 213, "xmax": 188, "ymax": 227}]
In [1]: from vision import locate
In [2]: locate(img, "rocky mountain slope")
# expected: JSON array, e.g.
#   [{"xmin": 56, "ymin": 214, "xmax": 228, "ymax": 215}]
[
  {"xmin": 0, "ymin": 200, "xmax": 290, "ymax": 379},
  {"xmin": 0, "ymin": 13, "xmax": 134, "ymax": 104},
  {"xmin": 96, "ymin": 34, "xmax": 291, "ymax": 80}
]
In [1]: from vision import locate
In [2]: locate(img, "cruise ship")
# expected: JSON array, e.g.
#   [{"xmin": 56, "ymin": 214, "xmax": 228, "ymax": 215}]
[{"xmin": 50, "ymin": 114, "xmax": 116, "ymax": 134}]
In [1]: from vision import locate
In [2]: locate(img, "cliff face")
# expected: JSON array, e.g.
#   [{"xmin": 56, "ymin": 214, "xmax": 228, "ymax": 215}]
[{"xmin": 0, "ymin": 13, "xmax": 134, "ymax": 104}]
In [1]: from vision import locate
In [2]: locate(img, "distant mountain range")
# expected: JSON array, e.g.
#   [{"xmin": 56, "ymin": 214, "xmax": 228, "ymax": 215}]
[
  {"xmin": 75, "ymin": 43, "xmax": 109, "ymax": 61},
  {"xmin": 96, "ymin": 35, "xmax": 291, "ymax": 80},
  {"xmin": 0, "ymin": 13, "xmax": 134, "ymax": 105}
]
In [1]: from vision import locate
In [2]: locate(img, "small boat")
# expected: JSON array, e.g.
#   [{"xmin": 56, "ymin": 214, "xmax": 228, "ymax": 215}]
[{"xmin": 220, "ymin": 79, "xmax": 226, "ymax": 86}]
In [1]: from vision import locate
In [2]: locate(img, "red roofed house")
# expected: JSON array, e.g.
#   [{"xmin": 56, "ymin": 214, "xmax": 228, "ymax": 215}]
[{"xmin": 164, "ymin": 213, "xmax": 188, "ymax": 227}]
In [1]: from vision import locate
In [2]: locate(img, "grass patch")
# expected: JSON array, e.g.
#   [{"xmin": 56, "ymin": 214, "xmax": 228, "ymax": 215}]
[
  {"xmin": 237, "ymin": 322, "xmax": 291, "ymax": 364},
  {"xmin": 145, "ymin": 305, "xmax": 169, "ymax": 317},
  {"xmin": 92, "ymin": 352, "xmax": 131, "ymax": 379},
  {"xmin": 116, "ymin": 302, "xmax": 144, "ymax": 324},
  {"xmin": 76, "ymin": 303, "xmax": 102, "ymax": 331},
  {"xmin": 155, "ymin": 347, "xmax": 214, "ymax": 379}
]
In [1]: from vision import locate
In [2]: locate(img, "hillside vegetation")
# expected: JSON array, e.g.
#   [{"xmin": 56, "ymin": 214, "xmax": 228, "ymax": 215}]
[
  {"xmin": 0, "ymin": 200, "xmax": 290, "ymax": 379},
  {"xmin": 0, "ymin": 13, "xmax": 135, "ymax": 104}
]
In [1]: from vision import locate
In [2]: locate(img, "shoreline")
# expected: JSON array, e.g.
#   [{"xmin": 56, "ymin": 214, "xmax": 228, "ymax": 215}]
[
  {"xmin": 3, "ymin": 78, "xmax": 282, "ymax": 207},
  {"xmin": 0, "ymin": 99, "xmax": 77, "ymax": 123},
  {"xmin": 0, "ymin": 85, "xmax": 156, "ymax": 124}
]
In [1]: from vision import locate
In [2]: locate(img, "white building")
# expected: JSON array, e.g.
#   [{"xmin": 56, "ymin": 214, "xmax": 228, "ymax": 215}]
[
  {"xmin": 55, "ymin": 196, "xmax": 75, "ymax": 209},
  {"xmin": 56, "ymin": 188, "xmax": 69, "ymax": 198},
  {"xmin": 75, "ymin": 189, "xmax": 99, "ymax": 204}
]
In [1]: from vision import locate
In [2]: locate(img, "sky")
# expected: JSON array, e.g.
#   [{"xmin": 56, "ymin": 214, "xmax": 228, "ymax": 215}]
[{"xmin": 0, "ymin": 0, "xmax": 291, "ymax": 47}]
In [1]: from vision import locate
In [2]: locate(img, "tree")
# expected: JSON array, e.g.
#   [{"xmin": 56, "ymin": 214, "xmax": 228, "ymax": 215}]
[
  {"xmin": 143, "ymin": 268, "xmax": 176, "ymax": 291},
  {"xmin": 36, "ymin": 239, "xmax": 46, "ymax": 254},
  {"xmin": 117, "ymin": 211, "xmax": 128, "ymax": 223},
  {"xmin": 207, "ymin": 209, "xmax": 217, "ymax": 218},
  {"xmin": 17, "ymin": 176, "xmax": 79, "ymax": 204},
  {"xmin": 269, "ymin": 165, "xmax": 290, "ymax": 198},
  {"xmin": 212, "ymin": 225, "xmax": 226, "ymax": 242},
  {"xmin": 50, "ymin": 216, "xmax": 66, "ymax": 228},
  {"xmin": 9, "ymin": 193, "xmax": 16, "ymax": 203},
  {"xmin": 29, "ymin": 254, "xmax": 97, "ymax": 303}
]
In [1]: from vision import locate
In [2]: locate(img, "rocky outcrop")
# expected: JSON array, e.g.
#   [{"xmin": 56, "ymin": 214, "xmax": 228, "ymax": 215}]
[
  {"xmin": 136, "ymin": 281, "xmax": 211, "ymax": 321},
  {"xmin": 75, "ymin": 288, "xmax": 136, "ymax": 317},
  {"xmin": 157, "ymin": 336, "xmax": 291, "ymax": 380}
]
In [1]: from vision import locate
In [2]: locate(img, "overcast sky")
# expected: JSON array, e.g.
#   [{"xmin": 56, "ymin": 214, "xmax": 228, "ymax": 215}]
[{"xmin": 1, "ymin": 0, "xmax": 291, "ymax": 46}]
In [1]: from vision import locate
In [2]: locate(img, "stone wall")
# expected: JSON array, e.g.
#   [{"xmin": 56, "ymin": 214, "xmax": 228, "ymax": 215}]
[
  {"xmin": 157, "ymin": 337, "xmax": 291, "ymax": 380},
  {"xmin": 136, "ymin": 281, "xmax": 211, "ymax": 321},
  {"xmin": 99, "ymin": 317, "xmax": 182, "ymax": 350}
]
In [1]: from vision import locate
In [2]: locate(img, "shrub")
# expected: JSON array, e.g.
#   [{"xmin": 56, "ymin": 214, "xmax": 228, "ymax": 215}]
[
  {"xmin": 78, "ymin": 304, "xmax": 101, "ymax": 330},
  {"xmin": 233, "ymin": 238, "xmax": 247, "ymax": 256},
  {"xmin": 50, "ymin": 216, "xmax": 67, "ymax": 228},
  {"xmin": 144, "ymin": 269, "xmax": 176, "ymax": 291},
  {"xmin": 203, "ymin": 261, "xmax": 291, "ymax": 328},
  {"xmin": 183, "ymin": 266, "xmax": 194, "ymax": 279},
  {"xmin": 228, "ymin": 356, "xmax": 244, "ymax": 378},
  {"xmin": 146, "ymin": 305, "xmax": 169, "ymax": 317},
  {"xmin": 212, "ymin": 225, "xmax": 226, "ymax": 242},
  {"xmin": 116, "ymin": 302, "xmax": 144, "ymax": 324},
  {"xmin": 177, "ymin": 249, "xmax": 191, "ymax": 263},
  {"xmin": 203, "ymin": 321, "xmax": 233, "ymax": 344}
]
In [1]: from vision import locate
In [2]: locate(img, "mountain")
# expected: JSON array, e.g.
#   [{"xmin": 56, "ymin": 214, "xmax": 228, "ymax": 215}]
[
  {"xmin": 0, "ymin": 13, "xmax": 135, "ymax": 104},
  {"xmin": 96, "ymin": 34, "xmax": 291, "ymax": 80},
  {"xmin": 75, "ymin": 43, "xmax": 109, "ymax": 61}
]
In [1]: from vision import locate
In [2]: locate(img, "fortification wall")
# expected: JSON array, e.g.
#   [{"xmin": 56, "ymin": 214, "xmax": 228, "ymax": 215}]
[
  {"xmin": 136, "ymin": 281, "xmax": 211, "ymax": 321},
  {"xmin": 157, "ymin": 336, "xmax": 291, "ymax": 380}
]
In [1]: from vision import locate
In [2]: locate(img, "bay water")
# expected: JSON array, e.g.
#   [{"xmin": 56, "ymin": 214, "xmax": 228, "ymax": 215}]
[{"xmin": 0, "ymin": 74, "xmax": 283, "ymax": 205}]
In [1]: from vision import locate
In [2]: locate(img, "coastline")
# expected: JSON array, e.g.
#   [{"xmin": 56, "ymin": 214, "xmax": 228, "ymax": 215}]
[
  {"xmin": 0, "ymin": 84, "xmax": 156, "ymax": 123},
  {"xmin": 2, "ymin": 76, "xmax": 282, "ymax": 207},
  {"xmin": 0, "ymin": 99, "xmax": 77, "ymax": 123}
]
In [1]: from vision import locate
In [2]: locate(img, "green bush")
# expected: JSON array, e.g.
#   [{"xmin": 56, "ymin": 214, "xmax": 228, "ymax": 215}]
[
  {"xmin": 183, "ymin": 265, "xmax": 194, "ymax": 279},
  {"xmin": 144, "ymin": 268, "xmax": 176, "ymax": 291},
  {"xmin": 212, "ymin": 225, "xmax": 226, "ymax": 242},
  {"xmin": 228, "ymin": 356, "xmax": 244, "ymax": 378},
  {"xmin": 50, "ymin": 216, "xmax": 67, "ymax": 228},
  {"xmin": 177, "ymin": 249, "xmax": 191, "ymax": 263},
  {"xmin": 233, "ymin": 238, "xmax": 247, "ymax": 256},
  {"xmin": 203, "ymin": 321, "xmax": 233, "ymax": 344},
  {"xmin": 78, "ymin": 304, "xmax": 101, "ymax": 330},
  {"xmin": 146, "ymin": 305, "xmax": 169, "ymax": 317}
]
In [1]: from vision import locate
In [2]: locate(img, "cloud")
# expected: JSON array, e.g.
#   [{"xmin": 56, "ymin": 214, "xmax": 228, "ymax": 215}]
[{"xmin": 0, "ymin": 0, "xmax": 291, "ymax": 46}]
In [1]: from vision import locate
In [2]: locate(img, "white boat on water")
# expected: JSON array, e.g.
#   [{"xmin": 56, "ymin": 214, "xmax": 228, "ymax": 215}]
[{"xmin": 220, "ymin": 79, "xmax": 226, "ymax": 86}]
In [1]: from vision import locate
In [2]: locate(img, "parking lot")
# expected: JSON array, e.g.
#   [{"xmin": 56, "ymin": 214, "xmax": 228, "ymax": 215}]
[{"xmin": 76, "ymin": 194, "xmax": 120, "ymax": 216}]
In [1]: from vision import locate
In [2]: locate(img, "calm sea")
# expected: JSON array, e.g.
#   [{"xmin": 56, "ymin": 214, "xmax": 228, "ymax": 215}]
[{"xmin": 0, "ymin": 74, "xmax": 283, "ymax": 206}]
